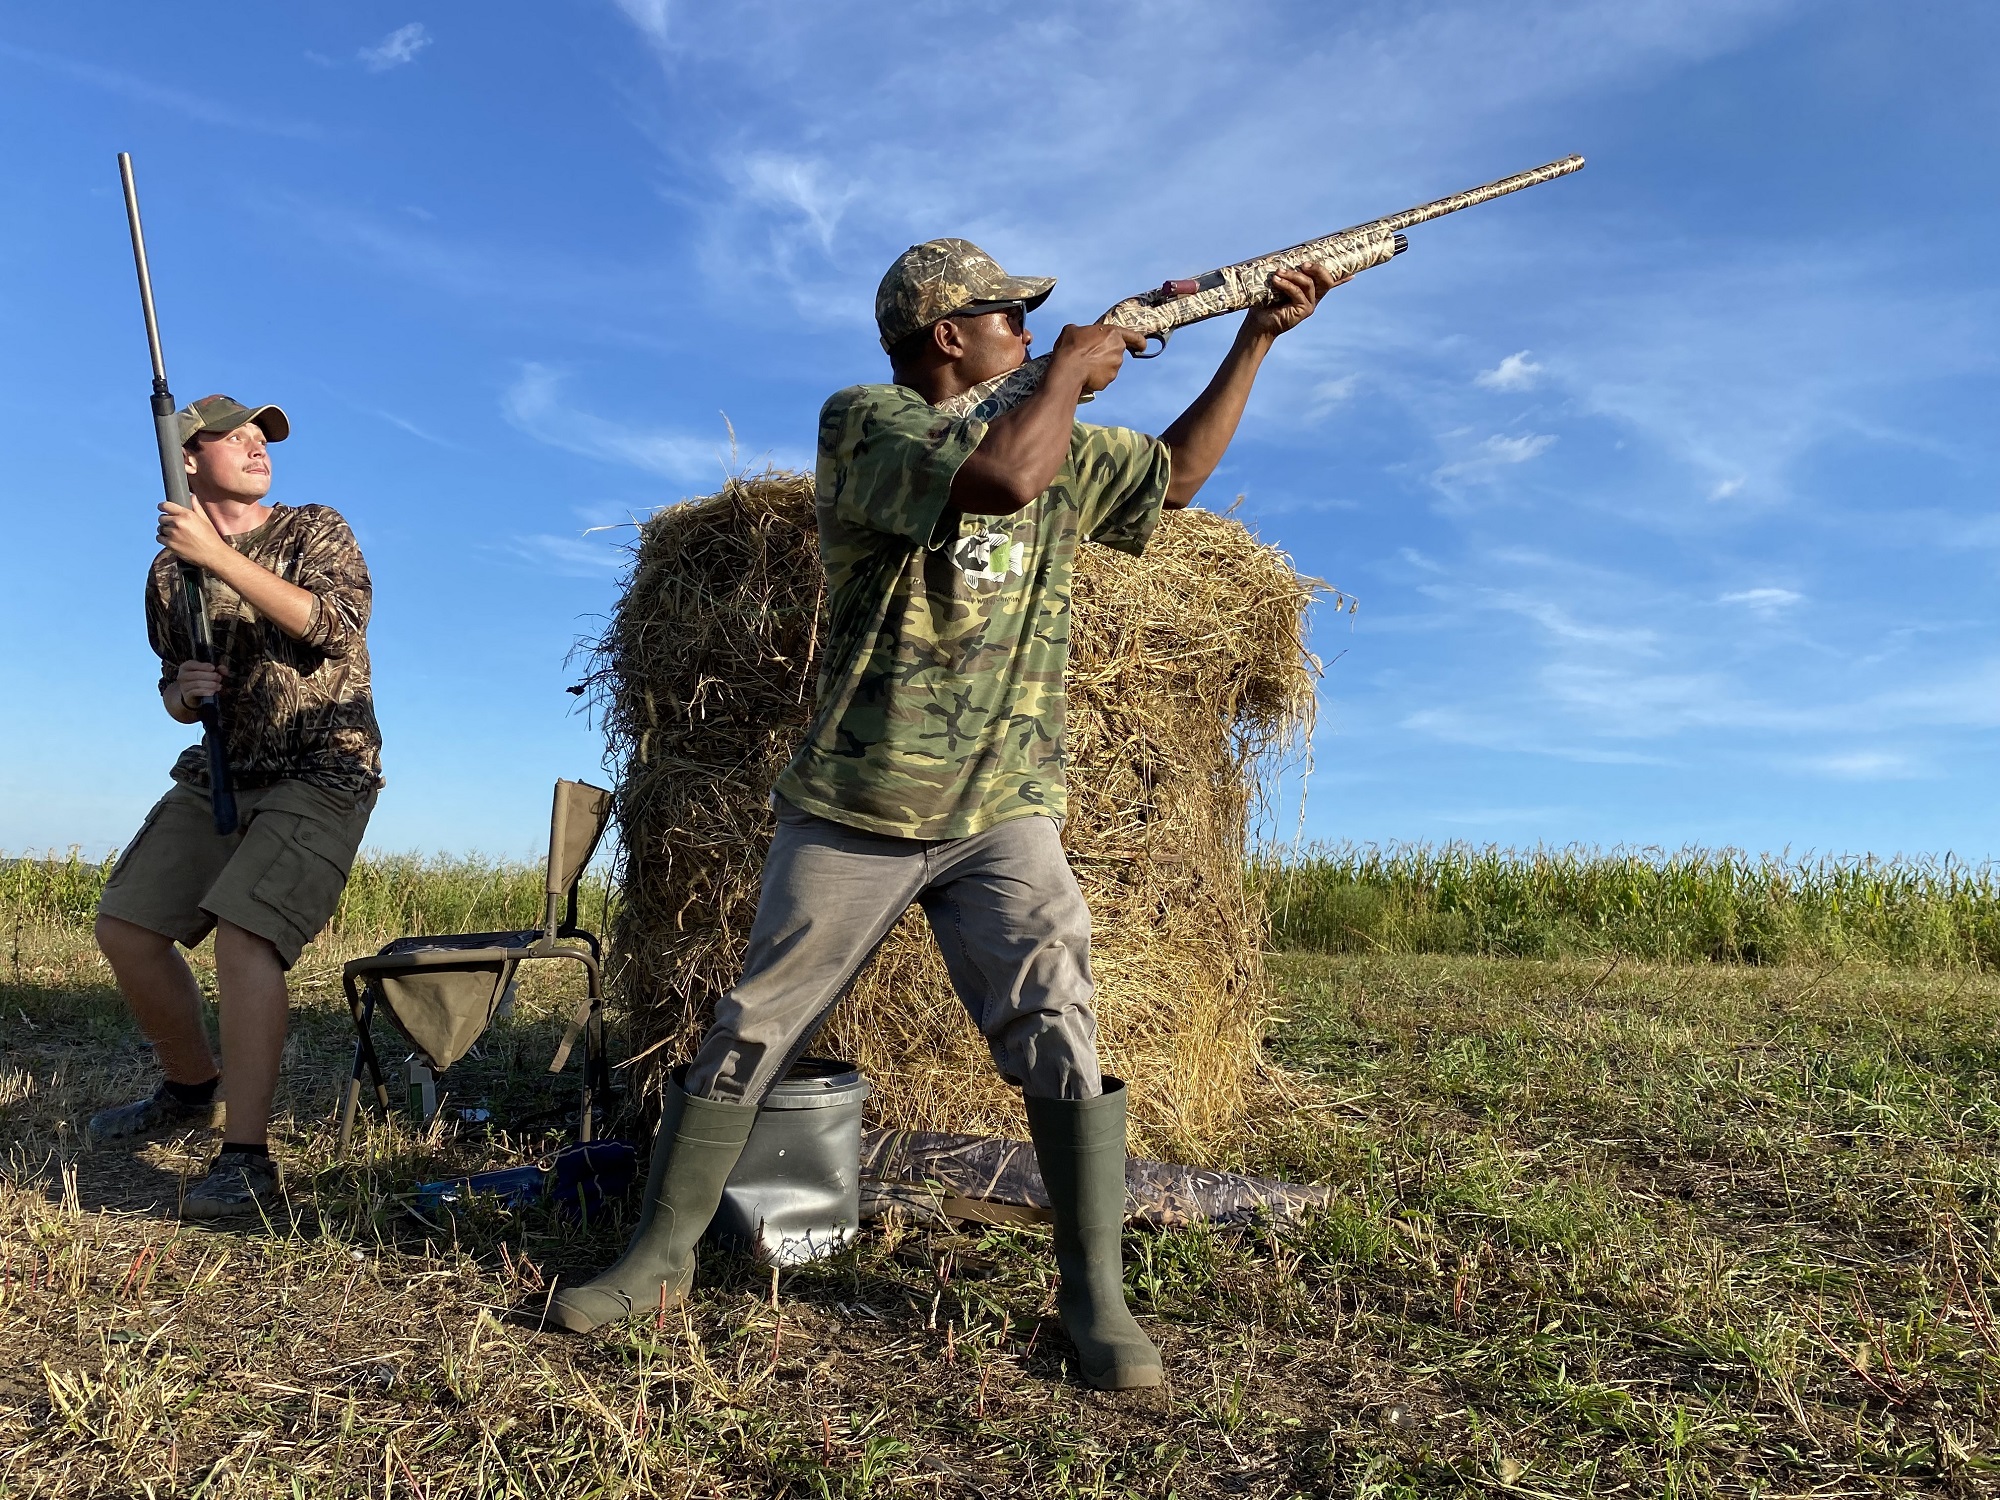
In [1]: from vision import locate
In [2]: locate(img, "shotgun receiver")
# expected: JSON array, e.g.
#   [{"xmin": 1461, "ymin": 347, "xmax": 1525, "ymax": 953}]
[
  {"xmin": 937, "ymin": 154, "xmax": 1584, "ymax": 421},
  {"xmin": 117, "ymin": 152, "xmax": 239, "ymax": 835}
]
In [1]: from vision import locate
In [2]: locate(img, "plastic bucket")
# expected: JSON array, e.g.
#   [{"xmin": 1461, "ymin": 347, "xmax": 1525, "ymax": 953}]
[{"xmin": 710, "ymin": 1057, "xmax": 872, "ymax": 1265}]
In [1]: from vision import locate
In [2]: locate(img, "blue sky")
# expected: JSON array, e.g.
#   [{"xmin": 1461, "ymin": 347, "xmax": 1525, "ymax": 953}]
[{"xmin": 2, "ymin": 1, "xmax": 1995, "ymax": 861}]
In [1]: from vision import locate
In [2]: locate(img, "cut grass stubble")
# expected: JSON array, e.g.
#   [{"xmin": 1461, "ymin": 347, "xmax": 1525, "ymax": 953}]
[{"xmin": 3, "ymin": 875, "xmax": 1998, "ymax": 1495}]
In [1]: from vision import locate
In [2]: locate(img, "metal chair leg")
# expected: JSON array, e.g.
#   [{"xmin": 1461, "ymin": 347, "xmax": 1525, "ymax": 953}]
[{"xmin": 338, "ymin": 979, "xmax": 393, "ymax": 1151}]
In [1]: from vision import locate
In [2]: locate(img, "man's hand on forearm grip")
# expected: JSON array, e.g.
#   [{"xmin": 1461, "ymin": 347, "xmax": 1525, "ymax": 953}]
[{"xmin": 164, "ymin": 660, "xmax": 225, "ymax": 723}]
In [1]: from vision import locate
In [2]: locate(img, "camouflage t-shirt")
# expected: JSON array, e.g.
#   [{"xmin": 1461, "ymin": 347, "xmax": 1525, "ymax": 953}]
[
  {"xmin": 145, "ymin": 502, "xmax": 383, "ymax": 799},
  {"xmin": 773, "ymin": 382, "xmax": 1170, "ymax": 839}
]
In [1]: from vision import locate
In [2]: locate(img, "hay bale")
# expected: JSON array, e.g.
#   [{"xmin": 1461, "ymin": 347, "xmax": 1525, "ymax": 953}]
[{"xmin": 587, "ymin": 471, "xmax": 1320, "ymax": 1161}]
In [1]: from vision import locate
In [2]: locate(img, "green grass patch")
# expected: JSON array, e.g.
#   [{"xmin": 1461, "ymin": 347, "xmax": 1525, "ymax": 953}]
[
  {"xmin": 4, "ymin": 848, "xmax": 609, "ymax": 949},
  {"xmin": 1258, "ymin": 843, "xmax": 2000, "ymax": 966},
  {"xmin": 8, "ymin": 855, "xmax": 2000, "ymax": 1494}
]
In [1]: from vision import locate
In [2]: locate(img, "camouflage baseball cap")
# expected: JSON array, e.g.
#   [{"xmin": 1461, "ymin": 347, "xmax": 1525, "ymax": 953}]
[
  {"xmin": 875, "ymin": 239, "xmax": 1055, "ymax": 352},
  {"xmin": 175, "ymin": 393, "xmax": 290, "ymax": 446}
]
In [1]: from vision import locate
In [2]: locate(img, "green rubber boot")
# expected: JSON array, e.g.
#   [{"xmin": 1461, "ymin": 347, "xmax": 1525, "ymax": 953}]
[
  {"xmin": 1023, "ymin": 1078, "xmax": 1165, "ymax": 1390},
  {"xmin": 542, "ymin": 1075, "xmax": 757, "ymax": 1332}
]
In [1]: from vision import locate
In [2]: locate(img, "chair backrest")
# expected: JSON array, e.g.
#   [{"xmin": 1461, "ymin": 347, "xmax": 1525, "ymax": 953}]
[{"xmin": 546, "ymin": 779, "xmax": 613, "ymax": 937}]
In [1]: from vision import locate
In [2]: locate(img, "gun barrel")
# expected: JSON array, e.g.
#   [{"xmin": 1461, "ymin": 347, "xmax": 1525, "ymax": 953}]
[
  {"xmin": 117, "ymin": 151, "xmax": 239, "ymax": 835},
  {"xmin": 1376, "ymin": 154, "xmax": 1586, "ymax": 236},
  {"xmin": 117, "ymin": 154, "xmax": 170, "ymax": 389}
]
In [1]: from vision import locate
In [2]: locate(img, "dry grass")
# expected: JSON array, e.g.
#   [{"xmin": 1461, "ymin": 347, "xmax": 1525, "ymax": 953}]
[
  {"xmin": 584, "ymin": 474, "xmax": 1323, "ymax": 1160},
  {"xmin": 6, "ymin": 903, "xmax": 1999, "ymax": 1497}
]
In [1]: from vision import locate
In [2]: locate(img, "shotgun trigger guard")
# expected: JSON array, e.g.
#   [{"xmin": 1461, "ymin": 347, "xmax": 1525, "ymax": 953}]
[{"xmin": 1132, "ymin": 330, "xmax": 1170, "ymax": 359}]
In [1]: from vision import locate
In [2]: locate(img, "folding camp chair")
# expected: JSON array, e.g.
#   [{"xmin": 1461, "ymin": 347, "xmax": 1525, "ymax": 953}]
[{"xmin": 337, "ymin": 779, "xmax": 614, "ymax": 1149}]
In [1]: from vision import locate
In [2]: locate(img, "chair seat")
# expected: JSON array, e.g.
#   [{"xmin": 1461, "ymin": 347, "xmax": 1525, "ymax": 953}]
[
  {"xmin": 379, "ymin": 929, "xmax": 546, "ymax": 956},
  {"xmin": 336, "ymin": 776, "xmax": 613, "ymax": 1151}
]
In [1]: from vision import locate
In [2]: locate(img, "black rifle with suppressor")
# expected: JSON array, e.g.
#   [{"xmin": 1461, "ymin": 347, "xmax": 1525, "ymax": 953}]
[{"xmin": 116, "ymin": 152, "xmax": 238, "ymax": 836}]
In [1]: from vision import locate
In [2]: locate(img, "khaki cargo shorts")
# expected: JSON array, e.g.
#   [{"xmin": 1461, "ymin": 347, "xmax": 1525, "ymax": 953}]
[{"xmin": 98, "ymin": 779, "xmax": 377, "ymax": 969}]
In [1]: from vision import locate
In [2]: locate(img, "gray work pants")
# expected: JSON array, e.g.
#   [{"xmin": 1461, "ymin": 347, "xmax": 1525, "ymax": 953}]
[{"xmin": 683, "ymin": 798, "xmax": 1102, "ymax": 1105}]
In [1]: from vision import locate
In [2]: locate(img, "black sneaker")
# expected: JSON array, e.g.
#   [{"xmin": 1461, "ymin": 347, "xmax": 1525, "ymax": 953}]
[
  {"xmin": 182, "ymin": 1148, "xmax": 283, "ymax": 1220},
  {"xmin": 88, "ymin": 1081, "xmax": 215, "ymax": 1145}
]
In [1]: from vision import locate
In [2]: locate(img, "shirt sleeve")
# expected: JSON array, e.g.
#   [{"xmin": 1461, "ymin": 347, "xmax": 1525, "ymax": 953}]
[
  {"xmin": 289, "ymin": 508, "xmax": 373, "ymax": 659},
  {"xmin": 817, "ymin": 386, "xmax": 987, "ymax": 549},
  {"xmin": 1075, "ymin": 423, "xmax": 1172, "ymax": 558},
  {"xmin": 146, "ymin": 558, "xmax": 182, "ymax": 695}
]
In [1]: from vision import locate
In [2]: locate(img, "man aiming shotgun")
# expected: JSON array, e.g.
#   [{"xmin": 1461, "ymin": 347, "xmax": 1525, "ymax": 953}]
[
  {"xmin": 90, "ymin": 155, "xmax": 384, "ymax": 1219},
  {"xmin": 543, "ymin": 157, "xmax": 1580, "ymax": 1387}
]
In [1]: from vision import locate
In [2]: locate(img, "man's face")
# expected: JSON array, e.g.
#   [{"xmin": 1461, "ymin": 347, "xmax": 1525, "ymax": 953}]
[
  {"xmin": 184, "ymin": 422, "xmax": 273, "ymax": 503},
  {"xmin": 941, "ymin": 304, "xmax": 1033, "ymax": 385}
]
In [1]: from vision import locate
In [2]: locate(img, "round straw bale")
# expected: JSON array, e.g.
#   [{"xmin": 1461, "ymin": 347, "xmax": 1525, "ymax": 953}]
[{"xmin": 586, "ymin": 471, "xmax": 1322, "ymax": 1161}]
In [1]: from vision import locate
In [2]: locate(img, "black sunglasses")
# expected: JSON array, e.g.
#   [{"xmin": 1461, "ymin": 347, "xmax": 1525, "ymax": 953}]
[{"xmin": 946, "ymin": 299, "xmax": 1028, "ymax": 332}]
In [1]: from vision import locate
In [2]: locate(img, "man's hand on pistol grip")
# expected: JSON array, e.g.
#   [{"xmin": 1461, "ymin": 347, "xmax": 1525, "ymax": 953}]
[
  {"xmin": 167, "ymin": 659, "xmax": 226, "ymax": 723},
  {"xmin": 1048, "ymin": 323, "xmax": 1148, "ymax": 397}
]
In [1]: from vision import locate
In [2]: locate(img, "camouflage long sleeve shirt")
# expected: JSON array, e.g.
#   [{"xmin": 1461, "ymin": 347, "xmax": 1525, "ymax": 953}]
[
  {"xmin": 145, "ymin": 502, "xmax": 383, "ymax": 799},
  {"xmin": 773, "ymin": 383, "xmax": 1170, "ymax": 839}
]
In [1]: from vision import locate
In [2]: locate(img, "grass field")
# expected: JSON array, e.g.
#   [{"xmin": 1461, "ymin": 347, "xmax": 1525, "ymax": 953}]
[
  {"xmin": 1260, "ymin": 844, "xmax": 2000, "ymax": 968},
  {"xmin": 3, "ymin": 851, "xmax": 1998, "ymax": 1496}
]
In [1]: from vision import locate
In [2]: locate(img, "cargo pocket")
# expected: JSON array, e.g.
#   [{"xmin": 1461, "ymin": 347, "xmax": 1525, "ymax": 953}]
[
  {"xmin": 103, "ymin": 796, "xmax": 173, "ymax": 886},
  {"xmin": 249, "ymin": 813, "xmax": 355, "ymax": 955}
]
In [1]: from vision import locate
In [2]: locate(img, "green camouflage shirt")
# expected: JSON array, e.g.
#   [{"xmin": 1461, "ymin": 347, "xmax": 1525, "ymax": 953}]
[
  {"xmin": 146, "ymin": 502, "xmax": 383, "ymax": 800},
  {"xmin": 774, "ymin": 382, "xmax": 1170, "ymax": 839}
]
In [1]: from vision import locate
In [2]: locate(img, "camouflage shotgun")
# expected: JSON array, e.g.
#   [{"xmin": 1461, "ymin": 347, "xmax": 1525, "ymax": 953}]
[
  {"xmin": 938, "ymin": 154, "xmax": 1584, "ymax": 421},
  {"xmin": 116, "ymin": 152, "xmax": 239, "ymax": 836}
]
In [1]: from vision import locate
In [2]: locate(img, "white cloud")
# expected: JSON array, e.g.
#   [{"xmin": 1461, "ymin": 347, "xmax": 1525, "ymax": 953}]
[
  {"xmin": 360, "ymin": 23, "xmax": 432, "ymax": 72},
  {"xmin": 1708, "ymin": 475, "xmax": 1746, "ymax": 500},
  {"xmin": 0, "ymin": 39, "xmax": 322, "ymax": 137},
  {"xmin": 1482, "ymin": 592, "xmax": 1655, "ymax": 651},
  {"xmin": 1475, "ymin": 351, "xmax": 1543, "ymax": 391},
  {"xmin": 505, "ymin": 533, "xmax": 630, "ymax": 576},
  {"xmin": 1432, "ymin": 432, "xmax": 1557, "ymax": 486},
  {"xmin": 611, "ymin": 0, "xmax": 671, "ymax": 44},
  {"xmin": 1485, "ymin": 434, "xmax": 1557, "ymax": 464},
  {"xmin": 501, "ymin": 363, "xmax": 726, "ymax": 482},
  {"xmin": 1791, "ymin": 751, "xmax": 1922, "ymax": 781},
  {"xmin": 1305, "ymin": 373, "xmax": 1361, "ymax": 419},
  {"xmin": 1434, "ymin": 805, "xmax": 1573, "ymax": 825},
  {"xmin": 732, "ymin": 153, "xmax": 857, "ymax": 252},
  {"xmin": 1720, "ymin": 587, "xmax": 1803, "ymax": 614},
  {"xmin": 1398, "ymin": 706, "xmax": 1668, "ymax": 764}
]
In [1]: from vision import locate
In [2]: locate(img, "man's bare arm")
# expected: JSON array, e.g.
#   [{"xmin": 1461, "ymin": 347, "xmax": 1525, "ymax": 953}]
[
  {"xmin": 1157, "ymin": 265, "xmax": 1345, "ymax": 509},
  {"xmin": 157, "ymin": 502, "xmax": 317, "ymax": 637},
  {"xmin": 949, "ymin": 325, "xmax": 1144, "ymax": 514}
]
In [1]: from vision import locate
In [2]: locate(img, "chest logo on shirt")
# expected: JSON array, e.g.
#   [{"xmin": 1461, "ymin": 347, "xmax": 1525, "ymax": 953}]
[{"xmin": 948, "ymin": 522, "xmax": 1026, "ymax": 587}]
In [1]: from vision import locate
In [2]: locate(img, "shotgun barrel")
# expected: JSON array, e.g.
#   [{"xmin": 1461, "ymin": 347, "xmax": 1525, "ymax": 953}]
[{"xmin": 117, "ymin": 152, "xmax": 238, "ymax": 836}]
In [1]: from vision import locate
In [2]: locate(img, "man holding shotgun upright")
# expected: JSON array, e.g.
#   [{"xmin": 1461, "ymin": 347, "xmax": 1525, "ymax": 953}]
[
  {"xmin": 91, "ymin": 395, "xmax": 382, "ymax": 1219},
  {"xmin": 545, "ymin": 240, "xmax": 1343, "ymax": 1389}
]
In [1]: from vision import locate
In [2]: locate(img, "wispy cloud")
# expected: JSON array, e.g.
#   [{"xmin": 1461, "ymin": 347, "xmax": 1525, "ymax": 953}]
[
  {"xmin": 1720, "ymin": 587, "xmax": 1803, "ymax": 615},
  {"xmin": 361, "ymin": 23, "xmax": 432, "ymax": 72},
  {"xmin": 501, "ymin": 363, "xmax": 728, "ymax": 481},
  {"xmin": 612, "ymin": 0, "xmax": 671, "ymax": 46},
  {"xmin": 1433, "ymin": 804, "xmax": 1574, "ymax": 825},
  {"xmin": 1397, "ymin": 706, "xmax": 1669, "ymax": 764},
  {"xmin": 0, "ymin": 39, "xmax": 322, "ymax": 138},
  {"xmin": 736, "ymin": 153, "xmax": 860, "ymax": 253},
  {"xmin": 1305, "ymin": 373, "xmax": 1361, "ymax": 419},
  {"xmin": 504, "ymin": 532, "xmax": 630, "ymax": 576},
  {"xmin": 600, "ymin": 0, "xmax": 1803, "ymax": 344},
  {"xmin": 1790, "ymin": 750, "xmax": 1922, "ymax": 781},
  {"xmin": 1475, "ymin": 351, "xmax": 1543, "ymax": 391},
  {"xmin": 1432, "ymin": 432, "xmax": 1557, "ymax": 486}
]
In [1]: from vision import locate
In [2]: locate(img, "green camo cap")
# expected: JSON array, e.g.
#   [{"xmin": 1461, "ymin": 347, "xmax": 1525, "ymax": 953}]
[
  {"xmin": 875, "ymin": 239, "xmax": 1055, "ymax": 352},
  {"xmin": 175, "ymin": 393, "xmax": 290, "ymax": 446}
]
